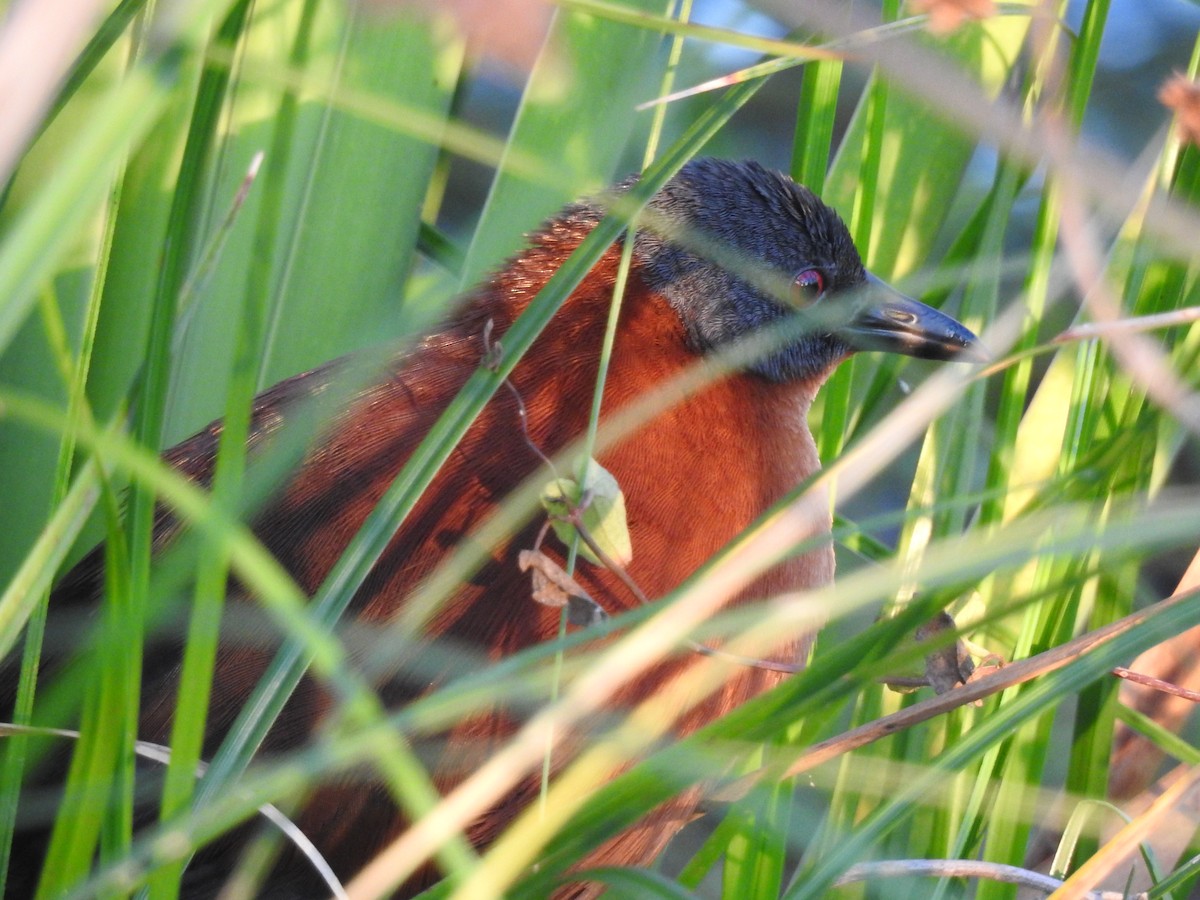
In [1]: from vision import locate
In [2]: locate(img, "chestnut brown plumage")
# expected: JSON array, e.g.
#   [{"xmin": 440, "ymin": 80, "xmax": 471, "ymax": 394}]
[{"xmin": 10, "ymin": 158, "xmax": 981, "ymax": 897}]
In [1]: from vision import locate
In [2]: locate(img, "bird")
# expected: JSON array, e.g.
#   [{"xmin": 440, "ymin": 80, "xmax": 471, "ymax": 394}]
[{"xmin": 11, "ymin": 157, "xmax": 981, "ymax": 898}]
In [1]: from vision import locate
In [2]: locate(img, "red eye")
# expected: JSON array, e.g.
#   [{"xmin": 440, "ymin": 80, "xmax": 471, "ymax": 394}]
[{"xmin": 791, "ymin": 268, "xmax": 825, "ymax": 307}]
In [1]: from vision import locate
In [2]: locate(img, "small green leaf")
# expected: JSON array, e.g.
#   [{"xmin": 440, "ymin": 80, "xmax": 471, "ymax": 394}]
[{"xmin": 539, "ymin": 459, "xmax": 633, "ymax": 568}]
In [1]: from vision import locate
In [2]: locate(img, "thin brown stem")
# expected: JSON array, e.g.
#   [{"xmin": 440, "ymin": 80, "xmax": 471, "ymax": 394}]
[{"xmin": 1113, "ymin": 665, "xmax": 1200, "ymax": 702}]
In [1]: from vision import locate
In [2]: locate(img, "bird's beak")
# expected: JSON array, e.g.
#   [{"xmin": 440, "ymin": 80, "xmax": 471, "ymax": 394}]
[{"xmin": 838, "ymin": 272, "xmax": 987, "ymax": 363}]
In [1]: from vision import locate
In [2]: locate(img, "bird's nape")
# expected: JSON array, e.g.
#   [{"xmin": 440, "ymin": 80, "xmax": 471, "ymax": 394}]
[{"xmin": 6, "ymin": 158, "xmax": 984, "ymax": 899}]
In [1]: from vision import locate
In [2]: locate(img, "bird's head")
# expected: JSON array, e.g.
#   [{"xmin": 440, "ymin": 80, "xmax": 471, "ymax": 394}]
[{"xmin": 631, "ymin": 158, "xmax": 983, "ymax": 383}]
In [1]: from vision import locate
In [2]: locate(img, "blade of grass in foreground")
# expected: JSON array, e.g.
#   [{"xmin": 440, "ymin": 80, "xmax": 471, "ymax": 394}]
[
  {"xmin": 970, "ymin": 4, "xmax": 1126, "ymax": 893},
  {"xmin": 0, "ymin": 96, "xmax": 122, "ymax": 886},
  {"xmin": 716, "ymin": 38, "xmax": 848, "ymax": 900},
  {"xmin": 12, "ymin": 2, "xmax": 248, "ymax": 893},
  {"xmin": 0, "ymin": 0, "xmax": 240, "ymax": 357},
  {"xmin": 152, "ymin": 2, "xmax": 468, "ymax": 894}
]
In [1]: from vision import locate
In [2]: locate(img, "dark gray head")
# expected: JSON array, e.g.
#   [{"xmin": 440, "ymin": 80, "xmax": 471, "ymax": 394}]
[{"xmin": 631, "ymin": 158, "xmax": 981, "ymax": 382}]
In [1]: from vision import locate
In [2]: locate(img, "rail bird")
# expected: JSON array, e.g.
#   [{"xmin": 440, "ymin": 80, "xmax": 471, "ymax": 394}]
[{"xmin": 12, "ymin": 158, "xmax": 981, "ymax": 897}]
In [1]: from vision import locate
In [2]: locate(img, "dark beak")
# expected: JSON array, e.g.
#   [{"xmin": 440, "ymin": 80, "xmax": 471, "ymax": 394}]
[{"xmin": 838, "ymin": 272, "xmax": 987, "ymax": 363}]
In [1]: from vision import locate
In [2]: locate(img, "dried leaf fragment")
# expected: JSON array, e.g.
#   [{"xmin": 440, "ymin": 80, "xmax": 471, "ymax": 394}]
[
  {"xmin": 1160, "ymin": 72, "xmax": 1200, "ymax": 148},
  {"xmin": 910, "ymin": 0, "xmax": 996, "ymax": 35},
  {"xmin": 884, "ymin": 610, "xmax": 977, "ymax": 696},
  {"xmin": 518, "ymin": 549, "xmax": 608, "ymax": 627},
  {"xmin": 916, "ymin": 612, "xmax": 976, "ymax": 696}
]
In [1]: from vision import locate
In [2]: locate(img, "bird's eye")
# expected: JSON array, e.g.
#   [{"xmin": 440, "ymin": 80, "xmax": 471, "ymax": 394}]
[{"xmin": 791, "ymin": 269, "xmax": 825, "ymax": 307}]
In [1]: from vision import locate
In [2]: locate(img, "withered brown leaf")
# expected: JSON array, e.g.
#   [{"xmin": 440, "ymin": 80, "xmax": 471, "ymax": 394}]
[
  {"xmin": 518, "ymin": 549, "xmax": 608, "ymax": 627},
  {"xmin": 915, "ymin": 611, "xmax": 976, "ymax": 695}
]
